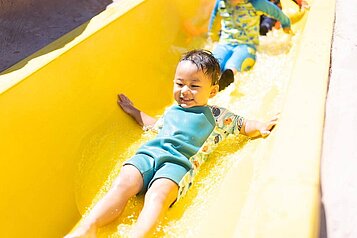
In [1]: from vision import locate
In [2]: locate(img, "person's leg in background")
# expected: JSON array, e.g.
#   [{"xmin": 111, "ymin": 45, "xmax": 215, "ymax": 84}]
[
  {"xmin": 212, "ymin": 43, "xmax": 233, "ymax": 72},
  {"xmin": 260, "ymin": 15, "xmax": 277, "ymax": 36},
  {"xmin": 212, "ymin": 43, "xmax": 236, "ymax": 91},
  {"xmin": 218, "ymin": 44, "xmax": 256, "ymax": 91},
  {"xmin": 225, "ymin": 44, "xmax": 256, "ymax": 73}
]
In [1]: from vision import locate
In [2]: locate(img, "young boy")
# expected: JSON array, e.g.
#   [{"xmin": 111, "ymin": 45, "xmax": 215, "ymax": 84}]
[
  {"xmin": 208, "ymin": 0, "xmax": 293, "ymax": 91},
  {"xmin": 65, "ymin": 50, "xmax": 277, "ymax": 238}
]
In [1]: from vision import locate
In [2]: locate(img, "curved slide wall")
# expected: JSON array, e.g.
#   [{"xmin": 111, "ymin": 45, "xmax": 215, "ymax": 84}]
[{"xmin": 0, "ymin": 0, "xmax": 335, "ymax": 237}]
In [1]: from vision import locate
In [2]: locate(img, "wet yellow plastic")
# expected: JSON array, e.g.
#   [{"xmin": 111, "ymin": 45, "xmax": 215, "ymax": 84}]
[{"xmin": 0, "ymin": 0, "xmax": 335, "ymax": 237}]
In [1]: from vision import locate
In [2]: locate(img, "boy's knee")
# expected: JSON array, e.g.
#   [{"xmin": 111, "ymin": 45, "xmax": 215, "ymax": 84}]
[
  {"xmin": 112, "ymin": 167, "xmax": 143, "ymax": 193},
  {"xmin": 145, "ymin": 179, "xmax": 178, "ymax": 206},
  {"xmin": 228, "ymin": 57, "xmax": 255, "ymax": 72},
  {"xmin": 240, "ymin": 57, "xmax": 255, "ymax": 72},
  {"xmin": 145, "ymin": 188, "xmax": 168, "ymax": 205},
  {"xmin": 112, "ymin": 177, "xmax": 135, "ymax": 192}
]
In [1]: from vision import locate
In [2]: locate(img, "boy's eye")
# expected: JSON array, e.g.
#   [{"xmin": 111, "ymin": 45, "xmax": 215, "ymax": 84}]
[
  {"xmin": 191, "ymin": 85, "xmax": 200, "ymax": 88},
  {"xmin": 176, "ymin": 82, "xmax": 184, "ymax": 87}
]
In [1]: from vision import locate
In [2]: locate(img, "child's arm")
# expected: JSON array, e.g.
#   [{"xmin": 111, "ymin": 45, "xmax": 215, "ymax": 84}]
[
  {"xmin": 291, "ymin": 0, "xmax": 310, "ymax": 9},
  {"xmin": 251, "ymin": 0, "xmax": 292, "ymax": 33},
  {"xmin": 207, "ymin": 0, "xmax": 220, "ymax": 36},
  {"xmin": 240, "ymin": 115, "xmax": 278, "ymax": 138},
  {"xmin": 117, "ymin": 94, "xmax": 157, "ymax": 128}
]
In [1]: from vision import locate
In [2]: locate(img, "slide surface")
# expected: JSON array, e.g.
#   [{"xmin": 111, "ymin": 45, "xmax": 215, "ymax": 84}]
[{"xmin": 0, "ymin": 0, "xmax": 335, "ymax": 237}]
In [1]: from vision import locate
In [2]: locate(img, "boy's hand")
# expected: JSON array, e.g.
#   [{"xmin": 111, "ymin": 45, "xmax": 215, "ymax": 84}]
[
  {"xmin": 301, "ymin": 0, "xmax": 310, "ymax": 10},
  {"xmin": 117, "ymin": 93, "xmax": 157, "ymax": 127},
  {"xmin": 283, "ymin": 27, "xmax": 294, "ymax": 35},
  {"xmin": 117, "ymin": 93, "xmax": 138, "ymax": 116},
  {"xmin": 242, "ymin": 114, "xmax": 279, "ymax": 138},
  {"xmin": 258, "ymin": 115, "xmax": 279, "ymax": 138}
]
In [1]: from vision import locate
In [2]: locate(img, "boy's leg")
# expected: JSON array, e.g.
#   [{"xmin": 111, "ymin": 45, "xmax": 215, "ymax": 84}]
[
  {"xmin": 218, "ymin": 68, "xmax": 235, "ymax": 91},
  {"xmin": 130, "ymin": 178, "xmax": 178, "ymax": 238},
  {"xmin": 260, "ymin": 15, "xmax": 277, "ymax": 36},
  {"xmin": 212, "ymin": 43, "xmax": 233, "ymax": 72},
  {"xmin": 65, "ymin": 165, "xmax": 143, "ymax": 238},
  {"xmin": 226, "ymin": 44, "xmax": 256, "ymax": 72},
  {"xmin": 213, "ymin": 43, "xmax": 237, "ymax": 91}
]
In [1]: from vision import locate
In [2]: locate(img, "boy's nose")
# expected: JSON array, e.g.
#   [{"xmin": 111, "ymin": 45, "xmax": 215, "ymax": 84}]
[{"xmin": 181, "ymin": 85, "xmax": 191, "ymax": 95}]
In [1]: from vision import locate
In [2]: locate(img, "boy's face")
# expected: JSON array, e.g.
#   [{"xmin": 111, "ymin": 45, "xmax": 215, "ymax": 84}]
[{"xmin": 173, "ymin": 60, "xmax": 218, "ymax": 108}]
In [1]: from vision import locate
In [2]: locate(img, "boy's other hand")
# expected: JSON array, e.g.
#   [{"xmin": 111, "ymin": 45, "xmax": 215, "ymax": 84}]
[
  {"xmin": 259, "ymin": 114, "xmax": 279, "ymax": 138},
  {"xmin": 117, "ymin": 93, "xmax": 137, "ymax": 115},
  {"xmin": 301, "ymin": 1, "xmax": 310, "ymax": 10},
  {"xmin": 117, "ymin": 93, "xmax": 157, "ymax": 127},
  {"xmin": 283, "ymin": 27, "xmax": 294, "ymax": 35}
]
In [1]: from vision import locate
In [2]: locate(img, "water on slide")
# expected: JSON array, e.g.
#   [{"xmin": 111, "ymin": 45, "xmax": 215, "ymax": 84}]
[{"xmin": 74, "ymin": 5, "xmax": 307, "ymax": 238}]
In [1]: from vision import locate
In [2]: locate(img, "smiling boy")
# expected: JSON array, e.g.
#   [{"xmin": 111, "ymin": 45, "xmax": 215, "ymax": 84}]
[{"xmin": 65, "ymin": 50, "xmax": 277, "ymax": 238}]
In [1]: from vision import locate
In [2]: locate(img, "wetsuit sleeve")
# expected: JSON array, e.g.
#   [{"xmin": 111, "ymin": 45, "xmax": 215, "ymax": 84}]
[
  {"xmin": 208, "ymin": 0, "xmax": 220, "ymax": 32},
  {"xmin": 250, "ymin": 0, "xmax": 291, "ymax": 28},
  {"xmin": 210, "ymin": 106, "xmax": 245, "ymax": 135}
]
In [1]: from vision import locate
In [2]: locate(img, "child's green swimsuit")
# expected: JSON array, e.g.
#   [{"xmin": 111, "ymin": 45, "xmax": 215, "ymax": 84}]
[{"xmin": 124, "ymin": 104, "xmax": 244, "ymax": 201}]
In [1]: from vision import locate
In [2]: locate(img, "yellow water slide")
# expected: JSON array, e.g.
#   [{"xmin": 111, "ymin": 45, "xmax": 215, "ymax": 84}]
[{"xmin": 0, "ymin": 0, "xmax": 335, "ymax": 237}]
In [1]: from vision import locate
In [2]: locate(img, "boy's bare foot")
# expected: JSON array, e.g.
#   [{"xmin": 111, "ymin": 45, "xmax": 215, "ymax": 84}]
[
  {"xmin": 64, "ymin": 224, "xmax": 97, "ymax": 238},
  {"xmin": 218, "ymin": 69, "xmax": 234, "ymax": 91}
]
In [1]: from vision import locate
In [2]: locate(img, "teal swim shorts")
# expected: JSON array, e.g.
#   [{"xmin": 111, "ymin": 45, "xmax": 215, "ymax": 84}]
[{"xmin": 124, "ymin": 153, "xmax": 190, "ymax": 194}]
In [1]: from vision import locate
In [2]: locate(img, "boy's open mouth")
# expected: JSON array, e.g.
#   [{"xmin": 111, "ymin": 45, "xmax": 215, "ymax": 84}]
[{"xmin": 180, "ymin": 98, "xmax": 193, "ymax": 103}]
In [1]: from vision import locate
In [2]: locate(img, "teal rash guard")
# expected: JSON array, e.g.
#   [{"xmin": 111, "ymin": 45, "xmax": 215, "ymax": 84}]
[{"xmin": 135, "ymin": 105, "xmax": 216, "ymax": 171}]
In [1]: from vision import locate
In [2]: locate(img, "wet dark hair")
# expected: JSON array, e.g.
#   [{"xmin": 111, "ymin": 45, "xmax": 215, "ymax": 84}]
[{"xmin": 180, "ymin": 49, "xmax": 221, "ymax": 85}]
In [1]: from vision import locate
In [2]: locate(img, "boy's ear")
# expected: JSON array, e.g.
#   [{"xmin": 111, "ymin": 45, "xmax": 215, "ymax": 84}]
[{"xmin": 209, "ymin": 84, "xmax": 219, "ymax": 98}]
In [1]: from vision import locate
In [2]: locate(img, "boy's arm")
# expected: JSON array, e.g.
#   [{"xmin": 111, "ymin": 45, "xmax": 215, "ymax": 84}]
[
  {"xmin": 292, "ymin": 0, "xmax": 310, "ymax": 9},
  {"xmin": 292, "ymin": 0, "xmax": 302, "ymax": 7},
  {"xmin": 291, "ymin": 0, "xmax": 310, "ymax": 9},
  {"xmin": 240, "ymin": 115, "xmax": 278, "ymax": 138},
  {"xmin": 251, "ymin": 0, "xmax": 292, "ymax": 32},
  {"xmin": 117, "ymin": 94, "xmax": 157, "ymax": 128},
  {"xmin": 208, "ymin": 0, "xmax": 220, "ymax": 34}
]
